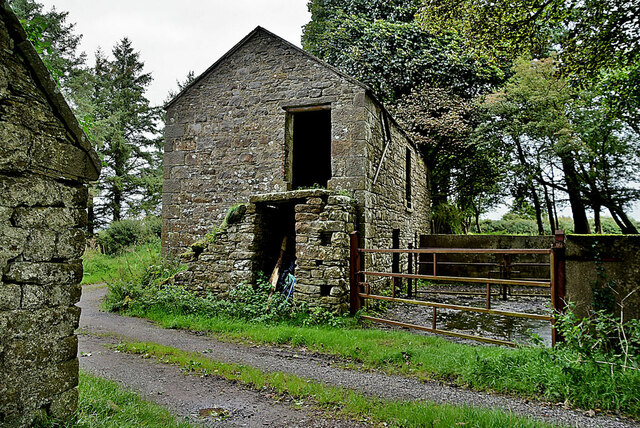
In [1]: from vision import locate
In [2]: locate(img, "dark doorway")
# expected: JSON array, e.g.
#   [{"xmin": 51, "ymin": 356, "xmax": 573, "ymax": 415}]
[
  {"xmin": 291, "ymin": 110, "xmax": 331, "ymax": 189},
  {"xmin": 255, "ymin": 202, "xmax": 296, "ymax": 279}
]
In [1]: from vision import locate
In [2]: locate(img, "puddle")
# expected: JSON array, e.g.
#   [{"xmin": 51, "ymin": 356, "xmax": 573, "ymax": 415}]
[
  {"xmin": 376, "ymin": 288, "xmax": 553, "ymax": 346},
  {"xmin": 199, "ymin": 407, "xmax": 230, "ymax": 421}
]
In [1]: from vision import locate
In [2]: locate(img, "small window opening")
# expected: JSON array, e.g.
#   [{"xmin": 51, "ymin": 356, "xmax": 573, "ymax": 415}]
[
  {"xmin": 320, "ymin": 284, "xmax": 332, "ymax": 296},
  {"xmin": 290, "ymin": 109, "xmax": 332, "ymax": 189},
  {"xmin": 405, "ymin": 148, "xmax": 412, "ymax": 208},
  {"xmin": 392, "ymin": 229, "xmax": 400, "ymax": 274},
  {"xmin": 320, "ymin": 231, "xmax": 333, "ymax": 246}
]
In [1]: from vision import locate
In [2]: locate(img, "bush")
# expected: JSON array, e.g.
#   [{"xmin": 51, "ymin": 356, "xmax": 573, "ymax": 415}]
[
  {"xmin": 97, "ymin": 217, "xmax": 161, "ymax": 255},
  {"xmin": 104, "ymin": 259, "xmax": 354, "ymax": 328},
  {"xmin": 554, "ymin": 303, "xmax": 640, "ymax": 368}
]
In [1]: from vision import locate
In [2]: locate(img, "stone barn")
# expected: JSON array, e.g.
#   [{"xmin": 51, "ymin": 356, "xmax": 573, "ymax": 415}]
[
  {"xmin": 162, "ymin": 27, "xmax": 429, "ymax": 312},
  {"xmin": 0, "ymin": 1, "xmax": 100, "ymax": 425}
]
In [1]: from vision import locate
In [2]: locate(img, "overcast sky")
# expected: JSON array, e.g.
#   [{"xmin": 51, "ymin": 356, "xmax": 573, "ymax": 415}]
[{"xmin": 39, "ymin": 0, "xmax": 311, "ymax": 105}]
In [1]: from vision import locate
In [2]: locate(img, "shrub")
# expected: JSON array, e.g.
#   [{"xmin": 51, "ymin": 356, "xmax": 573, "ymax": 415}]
[
  {"xmin": 104, "ymin": 258, "xmax": 354, "ymax": 328},
  {"xmin": 554, "ymin": 303, "xmax": 640, "ymax": 369},
  {"xmin": 97, "ymin": 217, "xmax": 161, "ymax": 255}
]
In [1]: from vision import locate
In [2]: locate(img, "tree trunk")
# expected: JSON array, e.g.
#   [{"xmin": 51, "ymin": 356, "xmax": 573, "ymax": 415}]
[
  {"xmin": 607, "ymin": 205, "xmax": 639, "ymax": 234},
  {"xmin": 593, "ymin": 204, "xmax": 602, "ymax": 234},
  {"xmin": 559, "ymin": 156, "xmax": 590, "ymax": 234},
  {"xmin": 542, "ymin": 184, "xmax": 556, "ymax": 234},
  {"xmin": 530, "ymin": 185, "xmax": 545, "ymax": 235},
  {"xmin": 513, "ymin": 135, "xmax": 544, "ymax": 234}
]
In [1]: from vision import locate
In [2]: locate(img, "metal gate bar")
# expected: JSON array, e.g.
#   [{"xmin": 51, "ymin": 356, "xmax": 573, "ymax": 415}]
[{"xmin": 349, "ymin": 231, "xmax": 566, "ymax": 346}]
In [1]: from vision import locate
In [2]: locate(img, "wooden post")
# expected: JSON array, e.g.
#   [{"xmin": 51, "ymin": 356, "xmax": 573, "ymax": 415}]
[
  {"xmin": 432, "ymin": 307, "xmax": 437, "ymax": 329},
  {"xmin": 350, "ymin": 231, "xmax": 362, "ymax": 314},
  {"xmin": 407, "ymin": 243, "xmax": 413, "ymax": 298},
  {"xmin": 551, "ymin": 230, "xmax": 566, "ymax": 345},
  {"xmin": 486, "ymin": 283, "xmax": 491, "ymax": 310},
  {"xmin": 502, "ymin": 254, "xmax": 511, "ymax": 301},
  {"xmin": 433, "ymin": 253, "xmax": 437, "ymax": 276}
]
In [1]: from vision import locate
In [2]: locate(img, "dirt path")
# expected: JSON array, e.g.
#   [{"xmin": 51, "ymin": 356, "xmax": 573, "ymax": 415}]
[{"xmin": 78, "ymin": 284, "xmax": 639, "ymax": 428}]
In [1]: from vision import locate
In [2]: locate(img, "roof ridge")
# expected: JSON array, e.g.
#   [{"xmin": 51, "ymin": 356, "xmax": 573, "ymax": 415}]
[{"xmin": 164, "ymin": 25, "xmax": 372, "ymax": 109}]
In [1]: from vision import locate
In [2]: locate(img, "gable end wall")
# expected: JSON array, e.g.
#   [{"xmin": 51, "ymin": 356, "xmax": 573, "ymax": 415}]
[{"xmin": 162, "ymin": 31, "xmax": 369, "ymax": 255}]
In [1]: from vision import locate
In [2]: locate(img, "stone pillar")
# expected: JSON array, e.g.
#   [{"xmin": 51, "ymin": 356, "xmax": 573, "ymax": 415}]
[
  {"xmin": 0, "ymin": 176, "xmax": 87, "ymax": 426},
  {"xmin": 294, "ymin": 194, "xmax": 355, "ymax": 313}
]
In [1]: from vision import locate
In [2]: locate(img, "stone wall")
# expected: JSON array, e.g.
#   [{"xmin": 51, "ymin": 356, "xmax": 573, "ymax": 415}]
[
  {"xmin": 0, "ymin": 2, "xmax": 98, "ymax": 425},
  {"xmin": 175, "ymin": 190, "xmax": 355, "ymax": 313},
  {"xmin": 163, "ymin": 28, "xmax": 370, "ymax": 255},
  {"xmin": 360, "ymin": 97, "xmax": 430, "ymax": 288},
  {"xmin": 564, "ymin": 235, "xmax": 640, "ymax": 321}
]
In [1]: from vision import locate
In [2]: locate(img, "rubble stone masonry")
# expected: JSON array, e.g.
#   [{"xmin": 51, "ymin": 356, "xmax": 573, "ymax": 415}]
[
  {"xmin": 163, "ymin": 27, "xmax": 429, "ymax": 312},
  {"xmin": 0, "ymin": 2, "xmax": 99, "ymax": 425}
]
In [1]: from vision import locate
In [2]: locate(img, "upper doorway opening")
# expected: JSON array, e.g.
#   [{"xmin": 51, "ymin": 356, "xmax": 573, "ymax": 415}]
[{"xmin": 287, "ymin": 108, "xmax": 332, "ymax": 190}]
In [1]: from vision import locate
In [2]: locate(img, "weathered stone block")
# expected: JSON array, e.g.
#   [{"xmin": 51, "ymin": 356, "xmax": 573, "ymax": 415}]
[
  {"xmin": 295, "ymin": 212, "xmax": 319, "ymax": 222},
  {"xmin": 5, "ymin": 261, "xmax": 82, "ymax": 286},
  {"xmin": 0, "ymin": 283, "xmax": 21, "ymax": 310},
  {"xmin": 327, "ymin": 195, "xmax": 352, "ymax": 206},
  {"xmin": 22, "ymin": 281, "xmax": 81, "ymax": 308},
  {"xmin": 48, "ymin": 387, "xmax": 78, "ymax": 420},
  {"xmin": 12, "ymin": 207, "xmax": 85, "ymax": 230},
  {"xmin": 0, "ymin": 174, "xmax": 61, "ymax": 207},
  {"xmin": 0, "ymin": 206, "xmax": 12, "ymax": 223},
  {"xmin": 24, "ymin": 229, "xmax": 57, "ymax": 261},
  {"xmin": 0, "ymin": 226, "xmax": 28, "ymax": 265},
  {"xmin": 56, "ymin": 229, "xmax": 85, "ymax": 260}
]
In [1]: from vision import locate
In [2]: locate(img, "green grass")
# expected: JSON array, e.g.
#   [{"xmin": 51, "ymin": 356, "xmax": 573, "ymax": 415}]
[
  {"xmin": 36, "ymin": 370, "xmax": 194, "ymax": 427},
  {"xmin": 116, "ymin": 340, "xmax": 552, "ymax": 428},
  {"xmin": 124, "ymin": 305, "xmax": 640, "ymax": 418},
  {"xmin": 82, "ymin": 242, "xmax": 160, "ymax": 285}
]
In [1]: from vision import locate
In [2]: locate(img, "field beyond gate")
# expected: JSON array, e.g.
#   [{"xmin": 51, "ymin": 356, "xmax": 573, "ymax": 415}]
[{"xmin": 349, "ymin": 232, "xmax": 567, "ymax": 346}]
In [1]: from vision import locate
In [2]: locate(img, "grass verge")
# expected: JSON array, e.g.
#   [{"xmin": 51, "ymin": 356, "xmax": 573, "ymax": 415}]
[
  {"xmin": 101, "ymin": 255, "xmax": 640, "ymax": 419},
  {"xmin": 126, "ymin": 305, "xmax": 640, "ymax": 418},
  {"xmin": 36, "ymin": 370, "xmax": 193, "ymax": 427},
  {"xmin": 115, "ymin": 339, "xmax": 552, "ymax": 428},
  {"xmin": 82, "ymin": 242, "xmax": 160, "ymax": 285}
]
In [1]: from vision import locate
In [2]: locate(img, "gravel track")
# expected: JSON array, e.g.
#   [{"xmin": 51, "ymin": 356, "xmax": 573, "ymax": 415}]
[{"xmin": 78, "ymin": 284, "xmax": 640, "ymax": 428}]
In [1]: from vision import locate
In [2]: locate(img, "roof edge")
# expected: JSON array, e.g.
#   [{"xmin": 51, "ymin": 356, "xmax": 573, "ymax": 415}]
[
  {"xmin": 1, "ymin": 0, "xmax": 101, "ymax": 180},
  {"xmin": 165, "ymin": 25, "xmax": 373, "ymax": 110}
]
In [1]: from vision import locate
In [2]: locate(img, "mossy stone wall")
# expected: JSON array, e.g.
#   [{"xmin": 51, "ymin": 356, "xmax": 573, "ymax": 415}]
[{"xmin": 1, "ymin": 3, "xmax": 95, "ymax": 425}]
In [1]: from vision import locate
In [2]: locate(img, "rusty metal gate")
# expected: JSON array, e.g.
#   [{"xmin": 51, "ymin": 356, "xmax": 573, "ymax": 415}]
[{"xmin": 349, "ymin": 232, "xmax": 566, "ymax": 346}]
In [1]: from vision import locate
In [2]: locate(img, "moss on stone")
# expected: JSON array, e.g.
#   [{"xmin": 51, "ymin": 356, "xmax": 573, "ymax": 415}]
[{"xmin": 221, "ymin": 203, "xmax": 247, "ymax": 228}]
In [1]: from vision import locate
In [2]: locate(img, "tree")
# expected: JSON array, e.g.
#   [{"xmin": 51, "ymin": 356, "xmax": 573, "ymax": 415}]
[
  {"xmin": 165, "ymin": 70, "xmax": 195, "ymax": 104},
  {"xmin": 570, "ymin": 87, "xmax": 640, "ymax": 233},
  {"xmin": 392, "ymin": 86, "xmax": 506, "ymax": 233},
  {"xmin": 303, "ymin": 0, "xmax": 504, "ymax": 103},
  {"xmin": 10, "ymin": 0, "xmax": 85, "ymax": 90},
  {"xmin": 90, "ymin": 39, "xmax": 162, "ymax": 224},
  {"xmin": 418, "ymin": 0, "xmax": 640, "ymax": 81},
  {"xmin": 303, "ymin": 0, "xmax": 508, "ymax": 233},
  {"xmin": 480, "ymin": 57, "xmax": 640, "ymax": 234}
]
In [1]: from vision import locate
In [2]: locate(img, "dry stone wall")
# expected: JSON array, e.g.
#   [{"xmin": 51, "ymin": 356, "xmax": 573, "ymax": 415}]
[
  {"xmin": 175, "ymin": 190, "xmax": 355, "ymax": 313},
  {"xmin": 0, "ymin": 3, "xmax": 98, "ymax": 425},
  {"xmin": 163, "ymin": 29, "xmax": 367, "ymax": 255}
]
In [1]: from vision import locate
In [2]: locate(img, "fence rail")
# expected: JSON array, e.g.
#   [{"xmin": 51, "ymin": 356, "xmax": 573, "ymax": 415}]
[{"xmin": 349, "ymin": 231, "xmax": 566, "ymax": 346}]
